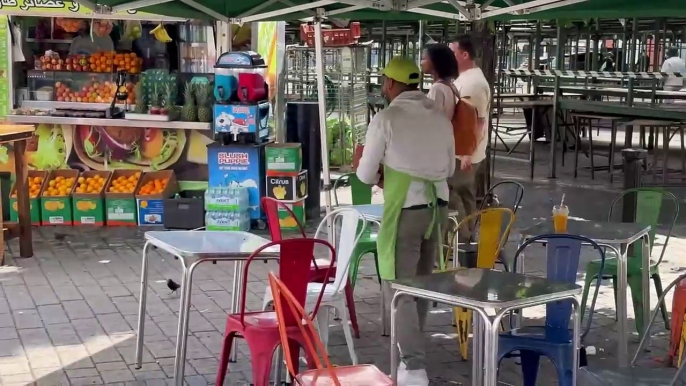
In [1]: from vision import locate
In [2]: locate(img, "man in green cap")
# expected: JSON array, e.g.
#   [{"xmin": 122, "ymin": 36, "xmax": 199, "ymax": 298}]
[{"xmin": 356, "ymin": 57, "xmax": 455, "ymax": 386}]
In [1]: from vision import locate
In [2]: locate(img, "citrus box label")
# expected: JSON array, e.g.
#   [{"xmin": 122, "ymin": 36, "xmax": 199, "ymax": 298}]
[
  {"xmin": 277, "ymin": 200, "xmax": 305, "ymax": 230},
  {"xmin": 41, "ymin": 197, "xmax": 73, "ymax": 226},
  {"xmin": 10, "ymin": 197, "xmax": 41, "ymax": 226},
  {"xmin": 137, "ymin": 199, "xmax": 164, "ymax": 226},
  {"xmin": 106, "ymin": 198, "xmax": 137, "ymax": 226},
  {"xmin": 73, "ymin": 197, "xmax": 105, "ymax": 226}
]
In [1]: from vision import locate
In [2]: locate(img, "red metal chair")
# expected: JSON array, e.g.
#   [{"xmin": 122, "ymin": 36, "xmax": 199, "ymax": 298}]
[
  {"xmin": 269, "ymin": 272, "xmax": 392, "ymax": 385},
  {"xmin": 670, "ymin": 278, "xmax": 686, "ymax": 366},
  {"xmin": 215, "ymin": 238, "xmax": 335, "ymax": 386},
  {"xmin": 261, "ymin": 197, "xmax": 361, "ymax": 339}
]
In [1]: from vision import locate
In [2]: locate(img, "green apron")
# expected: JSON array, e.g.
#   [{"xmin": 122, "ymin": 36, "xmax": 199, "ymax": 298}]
[{"xmin": 376, "ymin": 165, "xmax": 445, "ymax": 281}]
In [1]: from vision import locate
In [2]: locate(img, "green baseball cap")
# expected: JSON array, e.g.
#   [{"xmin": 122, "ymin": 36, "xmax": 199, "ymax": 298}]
[{"xmin": 381, "ymin": 57, "xmax": 421, "ymax": 85}]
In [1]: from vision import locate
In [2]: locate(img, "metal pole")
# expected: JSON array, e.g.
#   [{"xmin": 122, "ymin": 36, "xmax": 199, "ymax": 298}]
[
  {"xmin": 418, "ymin": 20, "xmax": 425, "ymax": 90},
  {"xmin": 592, "ymin": 25, "xmax": 600, "ymax": 71},
  {"xmin": 584, "ymin": 29, "xmax": 591, "ymax": 71},
  {"xmin": 629, "ymin": 18, "xmax": 638, "ymax": 71},
  {"xmin": 622, "ymin": 20, "xmax": 629, "ymax": 71},
  {"xmin": 555, "ymin": 22, "xmax": 564, "ymax": 70},
  {"xmin": 381, "ymin": 20, "xmax": 387, "ymax": 66},
  {"xmin": 313, "ymin": 14, "xmax": 333, "ymax": 238},
  {"xmin": 549, "ymin": 75, "xmax": 560, "ymax": 178},
  {"xmin": 534, "ymin": 21, "xmax": 542, "ymax": 91}
]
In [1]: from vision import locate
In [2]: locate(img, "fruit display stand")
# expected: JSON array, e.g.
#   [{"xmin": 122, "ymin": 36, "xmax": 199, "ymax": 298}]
[
  {"xmin": 0, "ymin": 125, "xmax": 36, "ymax": 259},
  {"xmin": 10, "ymin": 170, "xmax": 47, "ymax": 226},
  {"xmin": 105, "ymin": 170, "xmax": 142, "ymax": 226},
  {"xmin": 72, "ymin": 171, "xmax": 112, "ymax": 226},
  {"xmin": 41, "ymin": 169, "xmax": 79, "ymax": 226},
  {"xmin": 135, "ymin": 170, "xmax": 178, "ymax": 226}
]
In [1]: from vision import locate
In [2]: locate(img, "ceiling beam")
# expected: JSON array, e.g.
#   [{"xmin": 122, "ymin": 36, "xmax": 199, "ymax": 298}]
[
  {"xmin": 237, "ymin": 0, "xmax": 335, "ymax": 23},
  {"xmin": 179, "ymin": 0, "xmax": 228, "ymax": 21},
  {"xmin": 480, "ymin": 0, "xmax": 588, "ymax": 19}
]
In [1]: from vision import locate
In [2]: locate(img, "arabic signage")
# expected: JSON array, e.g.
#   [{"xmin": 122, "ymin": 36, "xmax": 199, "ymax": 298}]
[{"xmin": 0, "ymin": 0, "xmax": 144, "ymax": 16}]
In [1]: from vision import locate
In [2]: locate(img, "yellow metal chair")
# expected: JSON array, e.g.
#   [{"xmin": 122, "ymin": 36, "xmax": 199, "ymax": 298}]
[{"xmin": 447, "ymin": 207, "xmax": 515, "ymax": 360}]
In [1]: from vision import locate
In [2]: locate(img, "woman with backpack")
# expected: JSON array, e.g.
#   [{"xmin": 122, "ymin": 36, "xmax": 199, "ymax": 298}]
[{"xmin": 421, "ymin": 43, "xmax": 459, "ymax": 119}]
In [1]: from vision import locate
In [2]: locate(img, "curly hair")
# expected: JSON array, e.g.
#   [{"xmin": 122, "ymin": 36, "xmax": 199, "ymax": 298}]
[{"xmin": 425, "ymin": 43, "xmax": 458, "ymax": 80}]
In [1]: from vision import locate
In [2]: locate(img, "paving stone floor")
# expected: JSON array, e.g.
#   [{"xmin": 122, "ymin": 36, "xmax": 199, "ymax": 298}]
[{"xmin": 0, "ymin": 158, "xmax": 684, "ymax": 384}]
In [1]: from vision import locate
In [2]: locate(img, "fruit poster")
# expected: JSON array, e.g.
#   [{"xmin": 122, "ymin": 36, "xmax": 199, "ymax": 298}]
[
  {"xmin": 0, "ymin": 124, "xmax": 214, "ymax": 181},
  {"xmin": 256, "ymin": 22, "xmax": 284, "ymax": 103}
]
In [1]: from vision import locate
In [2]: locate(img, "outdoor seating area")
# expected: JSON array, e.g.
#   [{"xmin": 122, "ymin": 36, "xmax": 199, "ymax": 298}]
[{"xmin": 1, "ymin": 0, "xmax": 686, "ymax": 385}]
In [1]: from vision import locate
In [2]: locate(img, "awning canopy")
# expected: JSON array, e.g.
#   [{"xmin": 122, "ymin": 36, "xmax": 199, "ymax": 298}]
[{"xmin": 89, "ymin": 0, "xmax": 596, "ymax": 23}]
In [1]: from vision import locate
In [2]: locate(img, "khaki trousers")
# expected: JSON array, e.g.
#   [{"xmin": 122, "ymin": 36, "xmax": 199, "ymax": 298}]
[{"xmin": 383, "ymin": 206, "xmax": 448, "ymax": 371}]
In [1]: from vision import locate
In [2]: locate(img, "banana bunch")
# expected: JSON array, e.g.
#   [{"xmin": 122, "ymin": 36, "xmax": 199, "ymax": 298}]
[{"xmin": 150, "ymin": 23, "xmax": 172, "ymax": 43}]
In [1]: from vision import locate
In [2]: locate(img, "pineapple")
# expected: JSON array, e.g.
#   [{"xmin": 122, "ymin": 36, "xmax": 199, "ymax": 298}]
[
  {"xmin": 194, "ymin": 83, "xmax": 212, "ymax": 123},
  {"xmin": 149, "ymin": 84, "xmax": 162, "ymax": 115},
  {"xmin": 161, "ymin": 83, "xmax": 175, "ymax": 116},
  {"xmin": 182, "ymin": 82, "xmax": 197, "ymax": 122},
  {"xmin": 133, "ymin": 83, "xmax": 146, "ymax": 114}
]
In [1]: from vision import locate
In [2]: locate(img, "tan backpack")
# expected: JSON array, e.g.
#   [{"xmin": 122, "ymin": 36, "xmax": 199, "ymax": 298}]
[{"xmin": 442, "ymin": 81, "xmax": 479, "ymax": 157}]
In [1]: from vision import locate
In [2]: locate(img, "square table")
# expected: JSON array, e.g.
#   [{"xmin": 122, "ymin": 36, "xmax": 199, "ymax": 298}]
[
  {"xmin": 519, "ymin": 219, "xmax": 651, "ymax": 367},
  {"xmin": 134, "ymin": 231, "xmax": 279, "ymax": 386},
  {"xmin": 389, "ymin": 268, "xmax": 582, "ymax": 386}
]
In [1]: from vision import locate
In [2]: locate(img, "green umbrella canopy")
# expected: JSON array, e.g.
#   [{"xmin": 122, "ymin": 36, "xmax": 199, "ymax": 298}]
[
  {"xmin": 94, "ymin": 0, "xmax": 517, "ymax": 21},
  {"xmin": 491, "ymin": 0, "xmax": 686, "ymax": 20}
]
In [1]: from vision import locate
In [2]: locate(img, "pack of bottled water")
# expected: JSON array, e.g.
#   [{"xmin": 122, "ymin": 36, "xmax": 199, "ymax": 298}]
[{"xmin": 204, "ymin": 185, "xmax": 250, "ymax": 231}]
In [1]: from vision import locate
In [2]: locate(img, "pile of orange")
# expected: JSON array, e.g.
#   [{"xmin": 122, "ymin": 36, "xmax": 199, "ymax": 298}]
[
  {"xmin": 88, "ymin": 51, "xmax": 142, "ymax": 74},
  {"xmin": 108, "ymin": 173, "xmax": 141, "ymax": 193},
  {"xmin": 43, "ymin": 176, "xmax": 76, "ymax": 197},
  {"xmin": 113, "ymin": 52, "xmax": 143, "ymax": 74},
  {"xmin": 11, "ymin": 176, "xmax": 44, "ymax": 198},
  {"xmin": 138, "ymin": 179, "xmax": 168, "ymax": 195},
  {"xmin": 75, "ymin": 175, "xmax": 107, "ymax": 194}
]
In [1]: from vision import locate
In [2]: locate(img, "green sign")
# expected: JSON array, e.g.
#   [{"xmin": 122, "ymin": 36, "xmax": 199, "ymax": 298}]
[{"xmin": 0, "ymin": 21, "xmax": 9, "ymax": 118}]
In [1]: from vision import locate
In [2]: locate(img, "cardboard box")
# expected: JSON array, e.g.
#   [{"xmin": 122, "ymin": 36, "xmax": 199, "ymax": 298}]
[
  {"xmin": 135, "ymin": 170, "xmax": 178, "ymax": 226},
  {"xmin": 41, "ymin": 169, "xmax": 79, "ymax": 226},
  {"xmin": 266, "ymin": 170, "xmax": 308, "ymax": 202},
  {"xmin": 105, "ymin": 170, "xmax": 143, "ymax": 226},
  {"xmin": 72, "ymin": 171, "xmax": 112, "ymax": 226},
  {"xmin": 265, "ymin": 143, "xmax": 302, "ymax": 174},
  {"xmin": 9, "ymin": 170, "xmax": 48, "ymax": 226},
  {"xmin": 277, "ymin": 198, "xmax": 305, "ymax": 230}
]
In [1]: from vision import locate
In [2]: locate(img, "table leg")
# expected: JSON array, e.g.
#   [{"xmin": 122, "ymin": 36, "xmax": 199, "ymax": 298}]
[
  {"xmin": 641, "ymin": 234, "xmax": 651, "ymax": 347},
  {"xmin": 571, "ymin": 298, "xmax": 580, "ymax": 386},
  {"xmin": 609, "ymin": 120, "xmax": 617, "ymax": 183},
  {"xmin": 135, "ymin": 242, "xmax": 152, "ymax": 369},
  {"xmin": 230, "ymin": 261, "xmax": 244, "ymax": 362},
  {"xmin": 512, "ymin": 239, "xmax": 525, "ymax": 329},
  {"xmin": 13, "ymin": 140, "xmax": 32, "ymax": 258},
  {"xmin": 616, "ymin": 244, "xmax": 629, "ymax": 367},
  {"xmin": 381, "ymin": 283, "xmax": 388, "ymax": 336},
  {"xmin": 173, "ymin": 262, "xmax": 192, "ymax": 386},
  {"xmin": 478, "ymin": 309, "xmax": 496, "ymax": 386},
  {"xmin": 471, "ymin": 315, "xmax": 484, "ymax": 386},
  {"xmin": 389, "ymin": 291, "xmax": 404, "ymax": 383}
]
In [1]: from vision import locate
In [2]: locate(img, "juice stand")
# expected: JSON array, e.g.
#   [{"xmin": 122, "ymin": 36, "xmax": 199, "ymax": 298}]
[{"xmin": 0, "ymin": 2, "xmax": 220, "ymax": 183}]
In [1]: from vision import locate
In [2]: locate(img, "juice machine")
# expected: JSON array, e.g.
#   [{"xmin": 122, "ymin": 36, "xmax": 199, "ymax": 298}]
[
  {"xmin": 209, "ymin": 51, "xmax": 271, "ymax": 227},
  {"xmin": 213, "ymin": 51, "xmax": 270, "ymax": 144}
]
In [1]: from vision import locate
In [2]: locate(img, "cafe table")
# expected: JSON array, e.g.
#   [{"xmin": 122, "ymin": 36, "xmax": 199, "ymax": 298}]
[
  {"xmin": 389, "ymin": 268, "xmax": 582, "ymax": 386},
  {"xmin": 134, "ymin": 231, "xmax": 279, "ymax": 386},
  {"xmin": 519, "ymin": 219, "xmax": 651, "ymax": 367}
]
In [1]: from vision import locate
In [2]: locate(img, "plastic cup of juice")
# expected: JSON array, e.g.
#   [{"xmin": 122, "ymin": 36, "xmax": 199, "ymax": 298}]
[{"xmin": 552, "ymin": 205, "xmax": 569, "ymax": 233}]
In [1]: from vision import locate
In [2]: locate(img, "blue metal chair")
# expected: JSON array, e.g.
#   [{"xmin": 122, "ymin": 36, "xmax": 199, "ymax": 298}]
[{"xmin": 498, "ymin": 234, "xmax": 606, "ymax": 386}]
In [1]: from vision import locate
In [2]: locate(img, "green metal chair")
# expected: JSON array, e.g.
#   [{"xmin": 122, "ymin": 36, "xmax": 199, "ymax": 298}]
[
  {"xmin": 333, "ymin": 173, "xmax": 380, "ymax": 288},
  {"xmin": 579, "ymin": 188, "xmax": 679, "ymax": 334}
]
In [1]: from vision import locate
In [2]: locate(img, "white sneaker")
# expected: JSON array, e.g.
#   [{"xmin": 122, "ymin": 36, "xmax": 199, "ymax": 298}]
[{"xmin": 397, "ymin": 362, "xmax": 429, "ymax": 386}]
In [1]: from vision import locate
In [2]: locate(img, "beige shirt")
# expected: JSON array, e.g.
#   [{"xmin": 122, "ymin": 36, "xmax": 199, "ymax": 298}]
[
  {"xmin": 455, "ymin": 67, "xmax": 490, "ymax": 163},
  {"xmin": 356, "ymin": 91, "xmax": 455, "ymax": 208}
]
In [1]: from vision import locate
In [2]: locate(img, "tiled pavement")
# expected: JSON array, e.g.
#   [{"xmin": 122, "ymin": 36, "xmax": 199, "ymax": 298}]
[{"xmin": 0, "ymin": 169, "xmax": 684, "ymax": 384}]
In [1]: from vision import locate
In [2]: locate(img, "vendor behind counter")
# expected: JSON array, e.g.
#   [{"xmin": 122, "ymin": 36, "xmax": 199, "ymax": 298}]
[{"xmin": 69, "ymin": 27, "xmax": 114, "ymax": 56}]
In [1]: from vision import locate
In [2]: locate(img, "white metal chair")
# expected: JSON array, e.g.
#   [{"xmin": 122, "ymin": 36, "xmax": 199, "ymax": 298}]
[{"xmin": 262, "ymin": 208, "xmax": 366, "ymax": 365}]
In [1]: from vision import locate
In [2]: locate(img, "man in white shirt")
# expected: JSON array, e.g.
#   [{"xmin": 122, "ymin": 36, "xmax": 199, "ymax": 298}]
[
  {"xmin": 450, "ymin": 35, "xmax": 491, "ymax": 240},
  {"xmin": 662, "ymin": 48, "xmax": 686, "ymax": 97},
  {"xmin": 356, "ymin": 57, "xmax": 455, "ymax": 386}
]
